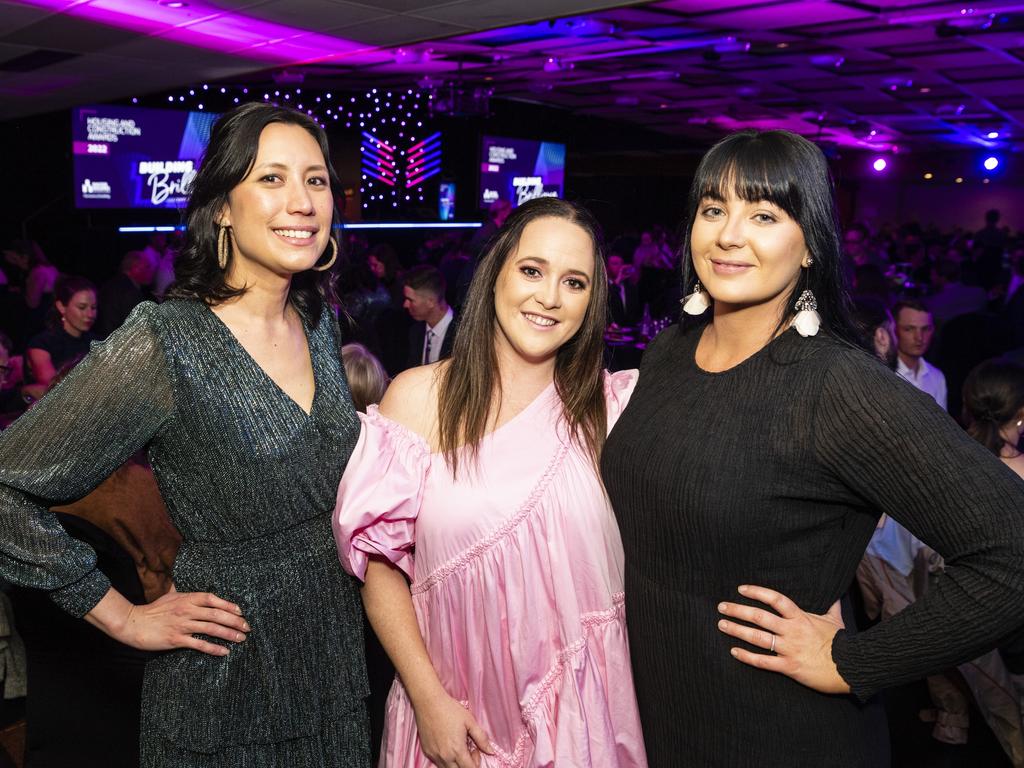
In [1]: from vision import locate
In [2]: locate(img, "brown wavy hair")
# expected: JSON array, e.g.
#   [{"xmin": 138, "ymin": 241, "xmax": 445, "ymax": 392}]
[{"xmin": 437, "ymin": 197, "xmax": 608, "ymax": 475}]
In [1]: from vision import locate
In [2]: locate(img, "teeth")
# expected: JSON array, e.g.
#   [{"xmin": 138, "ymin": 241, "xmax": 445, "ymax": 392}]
[
  {"xmin": 525, "ymin": 313, "xmax": 556, "ymax": 327},
  {"xmin": 274, "ymin": 229, "xmax": 315, "ymax": 239}
]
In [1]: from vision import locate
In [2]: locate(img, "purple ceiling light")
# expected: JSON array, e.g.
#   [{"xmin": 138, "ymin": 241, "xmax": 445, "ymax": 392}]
[{"xmin": 12, "ymin": 0, "xmax": 380, "ymax": 64}]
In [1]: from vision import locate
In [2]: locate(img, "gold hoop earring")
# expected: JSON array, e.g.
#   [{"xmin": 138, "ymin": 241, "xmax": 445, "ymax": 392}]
[
  {"xmin": 217, "ymin": 225, "xmax": 231, "ymax": 270},
  {"xmin": 313, "ymin": 237, "xmax": 338, "ymax": 272}
]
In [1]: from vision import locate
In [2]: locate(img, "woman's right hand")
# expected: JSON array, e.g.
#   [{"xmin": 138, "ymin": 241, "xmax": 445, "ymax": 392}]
[
  {"xmin": 414, "ymin": 693, "xmax": 493, "ymax": 768},
  {"xmin": 108, "ymin": 586, "xmax": 250, "ymax": 656}
]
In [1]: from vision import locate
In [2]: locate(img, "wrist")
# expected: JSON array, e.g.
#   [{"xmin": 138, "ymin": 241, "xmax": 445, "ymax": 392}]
[{"xmin": 404, "ymin": 675, "xmax": 447, "ymax": 709}]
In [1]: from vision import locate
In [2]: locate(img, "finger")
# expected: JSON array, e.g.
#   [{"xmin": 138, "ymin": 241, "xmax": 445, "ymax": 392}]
[
  {"xmin": 190, "ymin": 607, "xmax": 251, "ymax": 632},
  {"xmin": 455, "ymin": 749, "xmax": 477, "ymax": 768},
  {"xmin": 730, "ymin": 645, "xmax": 790, "ymax": 673},
  {"xmin": 718, "ymin": 601, "xmax": 784, "ymax": 634},
  {"xmin": 186, "ymin": 621, "xmax": 248, "ymax": 643},
  {"xmin": 466, "ymin": 722, "xmax": 494, "ymax": 755},
  {"xmin": 717, "ymin": 619, "xmax": 778, "ymax": 653},
  {"xmin": 190, "ymin": 592, "xmax": 244, "ymax": 616},
  {"xmin": 737, "ymin": 585, "xmax": 801, "ymax": 619},
  {"xmin": 180, "ymin": 634, "xmax": 230, "ymax": 656}
]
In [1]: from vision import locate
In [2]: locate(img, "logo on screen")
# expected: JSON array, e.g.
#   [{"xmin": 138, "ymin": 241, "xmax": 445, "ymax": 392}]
[
  {"xmin": 81, "ymin": 179, "xmax": 112, "ymax": 199},
  {"xmin": 138, "ymin": 160, "xmax": 196, "ymax": 206}
]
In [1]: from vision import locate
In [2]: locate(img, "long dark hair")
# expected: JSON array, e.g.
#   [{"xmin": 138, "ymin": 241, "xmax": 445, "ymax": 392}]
[
  {"xmin": 679, "ymin": 129, "xmax": 860, "ymax": 346},
  {"xmin": 437, "ymin": 197, "xmax": 609, "ymax": 474},
  {"xmin": 166, "ymin": 103, "xmax": 340, "ymax": 326},
  {"xmin": 963, "ymin": 358, "xmax": 1024, "ymax": 456}
]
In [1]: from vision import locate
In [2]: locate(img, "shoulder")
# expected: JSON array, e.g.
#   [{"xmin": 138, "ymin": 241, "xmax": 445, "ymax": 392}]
[
  {"xmin": 378, "ymin": 362, "xmax": 444, "ymax": 440},
  {"xmin": 27, "ymin": 329, "xmax": 59, "ymax": 351}
]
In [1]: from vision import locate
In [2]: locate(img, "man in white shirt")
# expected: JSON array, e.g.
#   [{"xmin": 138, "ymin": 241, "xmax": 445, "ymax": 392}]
[
  {"xmin": 894, "ymin": 299, "xmax": 947, "ymax": 411},
  {"xmin": 402, "ymin": 265, "xmax": 454, "ymax": 370}
]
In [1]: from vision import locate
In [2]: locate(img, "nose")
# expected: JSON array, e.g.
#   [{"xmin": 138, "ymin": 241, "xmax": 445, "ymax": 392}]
[
  {"xmin": 716, "ymin": 212, "xmax": 746, "ymax": 249},
  {"xmin": 534, "ymin": 276, "xmax": 562, "ymax": 310},
  {"xmin": 287, "ymin": 178, "xmax": 315, "ymax": 215}
]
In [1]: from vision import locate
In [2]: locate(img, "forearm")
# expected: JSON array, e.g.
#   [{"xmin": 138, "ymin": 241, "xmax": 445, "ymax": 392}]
[
  {"xmin": 362, "ymin": 558, "xmax": 445, "ymax": 706},
  {"xmin": 83, "ymin": 586, "xmax": 138, "ymax": 642}
]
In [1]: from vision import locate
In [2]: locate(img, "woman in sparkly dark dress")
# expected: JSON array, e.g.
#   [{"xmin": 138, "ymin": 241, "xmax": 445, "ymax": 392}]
[
  {"xmin": 0, "ymin": 104, "xmax": 370, "ymax": 766},
  {"xmin": 602, "ymin": 130, "xmax": 1024, "ymax": 767}
]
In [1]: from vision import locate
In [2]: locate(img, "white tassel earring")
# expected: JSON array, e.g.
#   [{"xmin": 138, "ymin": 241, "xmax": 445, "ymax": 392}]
[
  {"xmin": 791, "ymin": 289, "xmax": 821, "ymax": 337},
  {"xmin": 681, "ymin": 280, "xmax": 711, "ymax": 316}
]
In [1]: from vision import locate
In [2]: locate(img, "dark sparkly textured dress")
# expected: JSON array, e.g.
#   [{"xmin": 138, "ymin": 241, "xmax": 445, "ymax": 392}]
[
  {"xmin": 602, "ymin": 322, "xmax": 1024, "ymax": 767},
  {"xmin": 0, "ymin": 300, "xmax": 370, "ymax": 767}
]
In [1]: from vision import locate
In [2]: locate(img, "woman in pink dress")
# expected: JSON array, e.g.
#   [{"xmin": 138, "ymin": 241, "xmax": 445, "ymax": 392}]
[{"xmin": 333, "ymin": 197, "xmax": 647, "ymax": 768}]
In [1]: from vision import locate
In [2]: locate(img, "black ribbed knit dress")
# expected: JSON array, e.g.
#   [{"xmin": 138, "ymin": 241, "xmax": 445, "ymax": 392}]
[{"xmin": 602, "ymin": 322, "xmax": 1024, "ymax": 767}]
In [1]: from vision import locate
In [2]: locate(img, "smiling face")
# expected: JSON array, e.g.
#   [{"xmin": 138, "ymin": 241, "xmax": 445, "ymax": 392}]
[
  {"xmin": 219, "ymin": 122, "xmax": 333, "ymax": 281},
  {"xmin": 690, "ymin": 190, "xmax": 810, "ymax": 318},
  {"xmin": 493, "ymin": 216, "xmax": 595, "ymax": 368},
  {"xmin": 58, "ymin": 289, "xmax": 97, "ymax": 337}
]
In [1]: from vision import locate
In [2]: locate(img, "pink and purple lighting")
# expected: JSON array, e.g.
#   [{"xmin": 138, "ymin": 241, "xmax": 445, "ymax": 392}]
[
  {"xmin": 872, "ymin": 158, "xmax": 888, "ymax": 172},
  {"xmin": 12, "ymin": 0, "xmax": 383, "ymax": 65}
]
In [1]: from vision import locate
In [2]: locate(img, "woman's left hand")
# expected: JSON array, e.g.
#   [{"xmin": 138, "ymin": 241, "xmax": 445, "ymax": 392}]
[{"xmin": 717, "ymin": 584, "xmax": 851, "ymax": 695}]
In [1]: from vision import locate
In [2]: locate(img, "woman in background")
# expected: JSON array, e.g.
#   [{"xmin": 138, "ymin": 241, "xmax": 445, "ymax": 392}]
[
  {"xmin": 963, "ymin": 358, "xmax": 1024, "ymax": 480},
  {"xmin": 25, "ymin": 276, "xmax": 97, "ymax": 399}
]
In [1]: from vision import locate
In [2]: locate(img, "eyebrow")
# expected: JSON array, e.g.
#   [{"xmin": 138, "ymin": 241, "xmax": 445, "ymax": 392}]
[
  {"xmin": 254, "ymin": 162, "xmax": 328, "ymax": 172},
  {"xmin": 517, "ymin": 255, "xmax": 592, "ymax": 281}
]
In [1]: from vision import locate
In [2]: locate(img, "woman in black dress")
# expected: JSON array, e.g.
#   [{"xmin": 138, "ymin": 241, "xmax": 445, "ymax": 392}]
[
  {"xmin": 601, "ymin": 130, "xmax": 1024, "ymax": 766},
  {"xmin": 0, "ymin": 103, "xmax": 369, "ymax": 766}
]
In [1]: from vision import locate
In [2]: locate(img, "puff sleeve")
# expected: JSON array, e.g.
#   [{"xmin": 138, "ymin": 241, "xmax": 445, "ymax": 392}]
[
  {"xmin": 604, "ymin": 368, "xmax": 639, "ymax": 434},
  {"xmin": 332, "ymin": 406, "xmax": 431, "ymax": 582}
]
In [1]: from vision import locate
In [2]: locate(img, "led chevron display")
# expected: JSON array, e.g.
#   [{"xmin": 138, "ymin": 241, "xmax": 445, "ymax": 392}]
[
  {"xmin": 405, "ymin": 132, "xmax": 442, "ymax": 189},
  {"xmin": 356, "ymin": 88, "xmax": 441, "ymax": 214}
]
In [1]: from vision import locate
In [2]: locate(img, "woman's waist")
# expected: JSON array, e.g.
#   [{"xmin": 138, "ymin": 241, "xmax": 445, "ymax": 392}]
[{"xmin": 175, "ymin": 511, "xmax": 335, "ymax": 570}]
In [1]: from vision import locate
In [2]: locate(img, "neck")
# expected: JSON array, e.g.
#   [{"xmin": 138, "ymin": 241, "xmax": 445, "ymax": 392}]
[
  {"xmin": 62, "ymin": 319, "xmax": 81, "ymax": 338},
  {"xmin": 898, "ymin": 351, "xmax": 921, "ymax": 373},
  {"xmin": 703, "ymin": 299, "xmax": 787, "ymax": 368},
  {"xmin": 999, "ymin": 424, "xmax": 1021, "ymax": 457},
  {"xmin": 426, "ymin": 302, "xmax": 449, "ymax": 328},
  {"xmin": 493, "ymin": 337, "xmax": 556, "ymax": 398},
  {"xmin": 222, "ymin": 263, "xmax": 293, "ymax": 322}
]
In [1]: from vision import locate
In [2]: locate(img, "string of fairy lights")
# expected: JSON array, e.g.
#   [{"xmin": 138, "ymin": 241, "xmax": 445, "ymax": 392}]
[{"xmin": 135, "ymin": 83, "xmax": 440, "ymax": 214}]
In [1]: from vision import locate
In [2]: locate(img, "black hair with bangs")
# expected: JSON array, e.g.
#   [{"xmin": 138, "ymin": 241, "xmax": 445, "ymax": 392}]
[{"xmin": 679, "ymin": 129, "xmax": 860, "ymax": 346}]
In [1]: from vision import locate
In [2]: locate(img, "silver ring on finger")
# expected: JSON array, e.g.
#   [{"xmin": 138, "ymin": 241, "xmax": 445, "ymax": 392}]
[{"xmin": 769, "ymin": 633, "xmax": 777, "ymax": 654}]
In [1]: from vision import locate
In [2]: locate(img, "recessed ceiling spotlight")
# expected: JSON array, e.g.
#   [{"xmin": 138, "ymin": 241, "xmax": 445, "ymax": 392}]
[
  {"xmin": 924, "ymin": 172, "xmax": 933, "ymax": 179},
  {"xmin": 955, "ymin": 177, "xmax": 964, "ymax": 183},
  {"xmin": 776, "ymin": 42, "xmax": 789, "ymax": 49},
  {"xmin": 160, "ymin": 1, "xmax": 189, "ymax": 7},
  {"xmin": 919, "ymin": 86, "xmax": 931, "ymax": 93},
  {"xmin": 987, "ymin": 131, "xmax": 1000, "ymax": 139}
]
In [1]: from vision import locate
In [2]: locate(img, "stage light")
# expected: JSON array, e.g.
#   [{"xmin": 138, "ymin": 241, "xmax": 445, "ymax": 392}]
[
  {"xmin": 872, "ymin": 158, "xmax": 887, "ymax": 172},
  {"xmin": 955, "ymin": 177, "xmax": 964, "ymax": 183},
  {"xmin": 983, "ymin": 156, "xmax": 999, "ymax": 170},
  {"xmin": 924, "ymin": 172, "xmax": 933, "ymax": 179},
  {"xmin": 987, "ymin": 131, "xmax": 1000, "ymax": 139},
  {"xmin": 131, "ymin": 97, "xmax": 138, "ymax": 104}
]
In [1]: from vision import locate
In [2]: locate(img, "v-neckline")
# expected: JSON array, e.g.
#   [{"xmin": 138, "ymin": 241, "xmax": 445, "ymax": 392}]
[{"xmin": 202, "ymin": 302, "xmax": 319, "ymax": 418}]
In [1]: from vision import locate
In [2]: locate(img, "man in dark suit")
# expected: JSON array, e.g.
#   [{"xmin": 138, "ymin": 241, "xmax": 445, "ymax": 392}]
[
  {"xmin": 607, "ymin": 252, "xmax": 640, "ymax": 327},
  {"xmin": 402, "ymin": 265, "xmax": 455, "ymax": 371},
  {"xmin": 96, "ymin": 251, "xmax": 156, "ymax": 339}
]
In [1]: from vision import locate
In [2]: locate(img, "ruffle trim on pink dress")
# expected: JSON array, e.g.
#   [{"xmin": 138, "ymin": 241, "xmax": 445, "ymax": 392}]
[{"xmin": 411, "ymin": 442, "xmax": 570, "ymax": 596}]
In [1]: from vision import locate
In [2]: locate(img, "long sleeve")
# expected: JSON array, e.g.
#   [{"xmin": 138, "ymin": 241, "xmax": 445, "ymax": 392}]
[
  {"xmin": 816, "ymin": 349, "xmax": 1024, "ymax": 701},
  {"xmin": 0, "ymin": 302, "xmax": 174, "ymax": 616}
]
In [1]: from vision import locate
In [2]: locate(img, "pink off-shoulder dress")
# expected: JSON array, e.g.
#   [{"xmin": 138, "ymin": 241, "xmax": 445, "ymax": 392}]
[{"xmin": 333, "ymin": 370, "xmax": 647, "ymax": 768}]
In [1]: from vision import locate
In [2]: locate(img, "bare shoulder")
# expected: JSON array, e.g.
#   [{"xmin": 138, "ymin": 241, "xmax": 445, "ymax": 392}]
[{"xmin": 378, "ymin": 361, "xmax": 445, "ymax": 441}]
